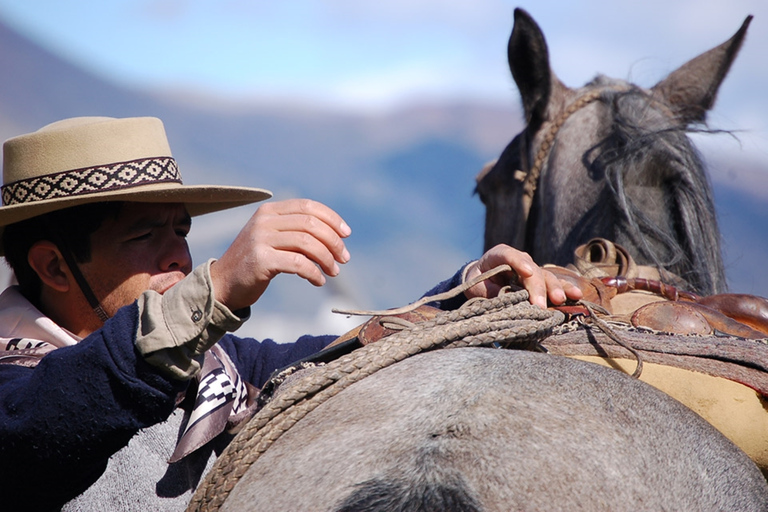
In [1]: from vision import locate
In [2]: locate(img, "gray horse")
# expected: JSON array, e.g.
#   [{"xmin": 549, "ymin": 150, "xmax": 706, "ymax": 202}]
[
  {"xmin": 213, "ymin": 349, "xmax": 768, "ymax": 511},
  {"xmin": 476, "ymin": 8, "xmax": 750, "ymax": 296},
  {"xmin": 189, "ymin": 10, "xmax": 768, "ymax": 512}
]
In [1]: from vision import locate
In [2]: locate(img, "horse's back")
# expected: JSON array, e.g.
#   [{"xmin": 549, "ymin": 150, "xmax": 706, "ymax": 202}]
[{"xmin": 222, "ymin": 349, "xmax": 768, "ymax": 511}]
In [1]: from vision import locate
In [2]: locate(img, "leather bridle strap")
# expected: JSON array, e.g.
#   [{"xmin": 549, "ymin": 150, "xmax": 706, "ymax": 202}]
[{"xmin": 519, "ymin": 86, "xmax": 631, "ymax": 224}]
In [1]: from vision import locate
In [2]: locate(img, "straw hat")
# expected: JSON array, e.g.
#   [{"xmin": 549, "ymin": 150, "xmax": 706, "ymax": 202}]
[{"xmin": 0, "ymin": 116, "xmax": 272, "ymax": 229}]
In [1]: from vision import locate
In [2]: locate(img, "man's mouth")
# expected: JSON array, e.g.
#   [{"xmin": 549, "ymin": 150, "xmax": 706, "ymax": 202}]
[{"xmin": 156, "ymin": 274, "xmax": 185, "ymax": 295}]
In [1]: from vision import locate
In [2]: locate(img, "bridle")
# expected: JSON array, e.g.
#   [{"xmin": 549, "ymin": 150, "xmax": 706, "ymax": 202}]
[{"xmin": 516, "ymin": 86, "xmax": 632, "ymax": 224}]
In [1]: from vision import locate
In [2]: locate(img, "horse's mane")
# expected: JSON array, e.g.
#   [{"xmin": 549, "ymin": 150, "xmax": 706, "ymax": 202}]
[{"xmin": 586, "ymin": 86, "xmax": 726, "ymax": 295}]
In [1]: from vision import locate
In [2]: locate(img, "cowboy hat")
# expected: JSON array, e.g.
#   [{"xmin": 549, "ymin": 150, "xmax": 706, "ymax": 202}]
[{"xmin": 0, "ymin": 116, "xmax": 272, "ymax": 230}]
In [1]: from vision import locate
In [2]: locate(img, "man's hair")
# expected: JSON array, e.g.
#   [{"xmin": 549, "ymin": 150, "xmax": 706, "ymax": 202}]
[{"xmin": 2, "ymin": 202, "xmax": 124, "ymax": 305}]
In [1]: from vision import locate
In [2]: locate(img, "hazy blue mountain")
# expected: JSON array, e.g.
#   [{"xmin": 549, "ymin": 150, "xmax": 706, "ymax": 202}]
[
  {"xmin": 0, "ymin": 17, "xmax": 764, "ymax": 342},
  {"xmin": 712, "ymin": 177, "xmax": 768, "ymax": 296}
]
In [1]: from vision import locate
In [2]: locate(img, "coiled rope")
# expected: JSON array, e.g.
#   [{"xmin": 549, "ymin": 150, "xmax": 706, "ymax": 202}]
[{"xmin": 187, "ymin": 267, "xmax": 565, "ymax": 511}]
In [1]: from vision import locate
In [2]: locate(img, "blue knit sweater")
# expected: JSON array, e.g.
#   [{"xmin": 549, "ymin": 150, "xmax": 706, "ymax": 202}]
[{"xmin": 0, "ymin": 268, "xmax": 465, "ymax": 511}]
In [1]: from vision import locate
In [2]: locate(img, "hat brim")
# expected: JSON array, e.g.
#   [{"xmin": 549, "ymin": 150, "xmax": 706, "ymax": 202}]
[{"xmin": 0, "ymin": 181, "xmax": 272, "ymax": 227}]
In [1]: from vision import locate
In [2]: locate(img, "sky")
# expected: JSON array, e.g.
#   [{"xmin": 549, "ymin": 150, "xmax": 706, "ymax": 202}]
[
  {"xmin": 0, "ymin": 1, "xmax": 764, "ymax": 116},
  {"xmin": 0, "ymin": 0, "xmax": 766, "ymax": 340},
  {"xmin": 0, "ymin": 0, "xmax": 766, "ymax": 160}
]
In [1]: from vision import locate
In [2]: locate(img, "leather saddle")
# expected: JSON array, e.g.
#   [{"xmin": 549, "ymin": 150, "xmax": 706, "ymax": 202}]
[{"xmin": 549, "ymin": 238, "xmax": 768, "ymax": 339}]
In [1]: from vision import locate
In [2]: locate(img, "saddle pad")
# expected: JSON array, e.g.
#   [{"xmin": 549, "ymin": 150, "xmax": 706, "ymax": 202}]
[{"xmin": 571, "ymin": 355, "xmax": 768, "ymax": 477}]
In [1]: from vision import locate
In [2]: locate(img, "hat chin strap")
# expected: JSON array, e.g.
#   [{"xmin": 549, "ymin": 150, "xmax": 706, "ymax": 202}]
[
  {"xmin": 41, "ymin": 220, "xmax": 110, "ymax": 324},
  {"xmin": 56, "ymin": 245, "xmax": 110, "ymax": 324}
]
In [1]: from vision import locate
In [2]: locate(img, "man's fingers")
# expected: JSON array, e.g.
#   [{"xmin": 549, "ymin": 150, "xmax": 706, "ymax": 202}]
[
  {"xmin": 561, "ymin": 278, "xmax": 584, "ymax": 301},
  {"xmin": 262, "ymin": 213, "xmax": 350, "ymax": 265},
  {"xmin": 261, "ymin": 230, "xmax": 342, "ymax": 278},
  {"xmin": 212, "ymin": 199, "xmax": 352, "ymax": 311},
  {"xmin": 519, "ymin": 267, "xmax": 549, "ymax": 309},
  {"xmin": 258, "ymin": 199, "xmax": 352, "ymax": 238},
  {"xmin": 269, "ymin": 248, "xmax": 330, "ymax": 287},
  {"xmin": 253, "ymin": 201, "xmax": 351, "ymax": 266},
  {"xmin": 543, "ymin": 271, "xmax": 568, "ymax": 306},
  {"xmin": 465, "ymin": 244, "xmax": 583, "ymax": 308}
]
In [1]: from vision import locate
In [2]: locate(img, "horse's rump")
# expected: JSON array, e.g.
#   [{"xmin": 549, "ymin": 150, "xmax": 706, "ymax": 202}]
[{"xmin": 218, "ymin": 349, "xmax": 768, "ymax": 511}]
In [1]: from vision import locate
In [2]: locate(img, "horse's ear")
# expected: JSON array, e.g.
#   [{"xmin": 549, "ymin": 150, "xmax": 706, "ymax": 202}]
[
  {"xmin": 508, "ymin": 8, "xmax": 567, "ymax": 128},
  {"xmin": 652, "ymin": 15, "xmax": 752, "ymax": 124}
]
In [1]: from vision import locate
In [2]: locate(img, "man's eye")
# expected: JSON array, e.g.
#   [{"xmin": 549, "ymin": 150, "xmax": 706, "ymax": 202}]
[{"xmin": 131, "ymin": 232, "xmax": 152, "ymax": 241}]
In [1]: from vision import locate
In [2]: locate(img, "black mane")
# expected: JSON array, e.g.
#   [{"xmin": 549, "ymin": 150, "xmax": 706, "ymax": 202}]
[{"xmin": 585, "ymin": 87, "xmax": 726, "ymax": 294}]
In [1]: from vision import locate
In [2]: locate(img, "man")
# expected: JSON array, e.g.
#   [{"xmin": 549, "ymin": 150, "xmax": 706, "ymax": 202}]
[{"xmin": 0, "ymin": 117, "xmax": 580, "ymax": 511}]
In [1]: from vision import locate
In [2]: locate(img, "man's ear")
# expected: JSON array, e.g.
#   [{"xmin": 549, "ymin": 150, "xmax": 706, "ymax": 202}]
[{"xmin": 27, "ymin": 241, "xmax": 71, "ymax": 293}]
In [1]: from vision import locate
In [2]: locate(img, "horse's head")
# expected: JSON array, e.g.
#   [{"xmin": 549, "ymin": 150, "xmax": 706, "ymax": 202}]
[{"xmin": 477, "ymin": 8, "xmax": 751, "ymax": 295}]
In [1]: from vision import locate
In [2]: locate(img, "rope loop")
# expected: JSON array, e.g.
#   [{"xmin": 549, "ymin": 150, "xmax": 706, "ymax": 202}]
[{"xmin": 187, "ymin": 270, "xmax": 565, "ymax": 512}]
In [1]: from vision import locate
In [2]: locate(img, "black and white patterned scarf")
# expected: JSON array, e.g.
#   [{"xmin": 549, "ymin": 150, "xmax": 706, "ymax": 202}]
[{"xmin": 169, "ymin": 344, "xmax": 256, "ymax": 462}]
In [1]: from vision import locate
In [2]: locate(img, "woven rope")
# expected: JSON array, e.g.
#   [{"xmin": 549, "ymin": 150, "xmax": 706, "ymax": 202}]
[{"xmin": 187, "ymin": 288, "xmax": 564, "ymax": 511}]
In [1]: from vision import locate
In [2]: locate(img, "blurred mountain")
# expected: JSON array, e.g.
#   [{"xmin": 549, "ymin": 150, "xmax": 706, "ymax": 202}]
[
  {"xmin": 0, "ymin": 17, "xmax": 765, "ymax": 342},
  {"xmin": 0, "ymin": 17, "xmax": 520, "ymax": 341}
]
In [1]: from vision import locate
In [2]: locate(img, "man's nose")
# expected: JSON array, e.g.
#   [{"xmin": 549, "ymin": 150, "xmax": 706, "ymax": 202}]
[{"xmin": 161, "ymin": 235, "xmax": 193, "ymax": 274}]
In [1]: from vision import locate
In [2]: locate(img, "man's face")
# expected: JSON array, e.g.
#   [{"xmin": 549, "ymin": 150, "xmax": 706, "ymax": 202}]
[{"xmin": 78, "ymin": 202, "xmax": 193, "ymax": 317}]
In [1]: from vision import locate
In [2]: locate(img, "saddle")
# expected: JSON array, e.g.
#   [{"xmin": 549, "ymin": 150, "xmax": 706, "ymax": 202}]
[
  {"xmin": 539, "ymin": 238, "xmax": 768, "ymax": 338},
  {"xmin": 326, "ymin": 238, "xmax": 768, "ymax": 351}
]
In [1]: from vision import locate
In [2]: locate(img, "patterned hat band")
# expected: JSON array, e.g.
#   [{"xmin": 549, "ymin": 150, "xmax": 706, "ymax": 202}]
[{"xmin": 1, "ymin": 156, "xmax": 181, "ymax": 206}]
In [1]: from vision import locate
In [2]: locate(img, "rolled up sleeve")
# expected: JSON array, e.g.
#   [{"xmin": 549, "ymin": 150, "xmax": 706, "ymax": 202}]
[{"xmin": 135, "ymin": 259, "xmax": 249, "ymax": 380}]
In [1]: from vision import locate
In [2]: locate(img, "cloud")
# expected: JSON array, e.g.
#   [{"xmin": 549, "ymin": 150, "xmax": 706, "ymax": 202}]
[{"xmin": 134, "ymin": 0, "xmax": 190, "ymax": 22}]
